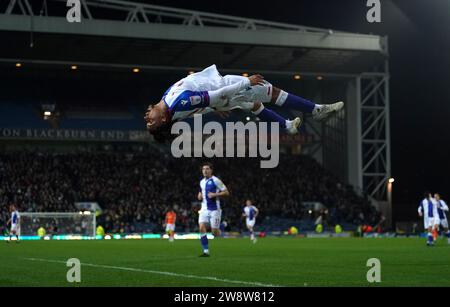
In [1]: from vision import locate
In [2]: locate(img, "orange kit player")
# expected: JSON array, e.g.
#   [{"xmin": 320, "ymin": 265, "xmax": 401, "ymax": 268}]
[{"xmin": 165, "ymin": 207, "xmax": 177, "ymax": 242}]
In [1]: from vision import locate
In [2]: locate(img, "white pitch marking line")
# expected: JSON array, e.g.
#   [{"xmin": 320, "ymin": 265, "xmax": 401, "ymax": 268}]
[{"xmin": 24, "ymin": 257, "xmax": 281, "ymax": 287}]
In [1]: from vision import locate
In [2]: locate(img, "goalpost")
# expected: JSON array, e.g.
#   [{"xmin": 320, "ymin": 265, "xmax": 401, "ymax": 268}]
[{"xmin": 19, "ymin": 212, "xmax": 96, "ymax": 237}]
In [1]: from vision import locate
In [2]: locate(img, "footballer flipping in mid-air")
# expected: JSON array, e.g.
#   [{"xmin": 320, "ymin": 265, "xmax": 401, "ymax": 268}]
[{"xmin": 144, "ymin": 65, "xmax": 344, "ymax": 142}]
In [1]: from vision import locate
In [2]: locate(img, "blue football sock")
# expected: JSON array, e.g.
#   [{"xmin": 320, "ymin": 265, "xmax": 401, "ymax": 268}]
[
  {"xmin": 252, "ymin": 105, "xmax": 287, "ymax": 129},
  {"xmin": 276, "ymin": 91, "xmax": 317, "ymax": 113},
  {"xmin": 200, "ymin": 234, "xmax": 209, "ymax": 252},
  {"xmin": 427, "ymin": 232, "xmax": 433, "ymax": 244}
]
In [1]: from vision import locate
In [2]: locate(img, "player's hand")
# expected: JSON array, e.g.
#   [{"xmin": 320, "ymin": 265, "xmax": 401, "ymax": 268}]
[
  {"xmin": 208, "ymin": 192, "xmax": 217, "ymax": 198},
  {"xmin": 418, "ymin": 212, "xmax": 423, "ymax": 217},
  {"xmin": 248, "ymin": 74, "xmax": 265, "ymax": 86}
]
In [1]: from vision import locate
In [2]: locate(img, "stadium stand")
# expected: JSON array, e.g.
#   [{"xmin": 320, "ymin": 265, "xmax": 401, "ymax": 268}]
[{"xmin": 0, "ymin": 149, "xmax": 379, "ymax": 234}]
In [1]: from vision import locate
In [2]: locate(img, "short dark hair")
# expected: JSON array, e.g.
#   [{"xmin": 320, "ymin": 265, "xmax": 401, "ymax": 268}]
[
  {"xmin": 424, "ymin": 191, "xmax": 431, "ymax": 198},
  {"xmin": 149, "ymin": 121, "xmax": 176, "ymax": 143},
  {"xmin": 202, "ymin": 162, "xmax": 213, "ymax": 170}
]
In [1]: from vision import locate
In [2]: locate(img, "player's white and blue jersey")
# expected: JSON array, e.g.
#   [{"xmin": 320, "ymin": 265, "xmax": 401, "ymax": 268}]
[
  {"xmin": 160, "ymin": 64, "xmax": 255, "ymax": 121},
  {"xmin": 200, "ymin": 176, "xmax": 227, "ymax": 211},
  {"xmin": 437, "ymin": 200, "xmax": 449, "ymax": 221},
  {"xmin": 419, "ymin": 198, "xmax": 438, "ymax": 218},
  {"xmin": 244, "ymin": 206, "xmax": 258, "ymax": 221},
  {"xmin": 418, "ymin": 198, "xmax": 439, "ymax": 228},
  {"xmin": 162, "ymin": 82, "xmax": 213, "ymax": 121},
  {"xmin": 11, "ymin": 210, "xmax": 20, "ymax": 224},
  {"xmin": 162, "ymin": 65, "xmax": 225, "ymax": 121},
  {"xmin": 10, "ymin": 210, "xmax": 20, "ymax": 233}
]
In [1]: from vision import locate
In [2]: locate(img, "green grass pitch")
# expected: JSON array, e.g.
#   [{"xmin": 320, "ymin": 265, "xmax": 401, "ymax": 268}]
[{"xmin": 1, "ymin": 237, "xmax": 449, "ymax": 287}]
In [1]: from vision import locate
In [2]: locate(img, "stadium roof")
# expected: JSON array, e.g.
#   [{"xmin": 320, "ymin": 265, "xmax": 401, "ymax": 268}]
[{"xmin": 0, "ymin": 0, "xmax": 388, "ymax": 75}]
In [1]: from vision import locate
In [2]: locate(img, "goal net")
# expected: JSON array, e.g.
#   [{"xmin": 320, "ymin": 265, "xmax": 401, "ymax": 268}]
[{"xmin": 19, "ymin": 212, "xmax": 96, "ymax": 237}]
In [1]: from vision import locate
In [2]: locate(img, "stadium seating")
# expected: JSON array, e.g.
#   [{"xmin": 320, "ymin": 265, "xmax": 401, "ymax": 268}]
[{"xmin": 0, "ymin": 150, "xmax": 380, "ymax": 234}]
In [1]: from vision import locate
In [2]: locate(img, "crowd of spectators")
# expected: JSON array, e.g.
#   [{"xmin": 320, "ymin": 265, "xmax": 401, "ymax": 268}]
[{"xmin": 0, "ymin": 149, "xmax": 379, "ymax": 234}]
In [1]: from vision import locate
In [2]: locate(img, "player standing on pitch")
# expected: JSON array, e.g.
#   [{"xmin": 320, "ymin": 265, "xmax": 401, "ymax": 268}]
[
  {"xmin": 242, "ymin": 199, "xmax": 259, "ymax": 243},
  {"xmin": 434, "ymin": 193, "xmax": 450, "ymax": 244},
  {"xmin": 418, "ymin": 192, "xmax": 439, "ymax": 246},
  {"xmin": 164, "ymin": 207, "xmax": 177, "ymax": 242},
  {"xmin": 197, "ymin": 162, "xmax": 229, "ymax": 257},
  {"xmin": 6, "ymin": 204, "xmax": 20, "ymax": 243}
]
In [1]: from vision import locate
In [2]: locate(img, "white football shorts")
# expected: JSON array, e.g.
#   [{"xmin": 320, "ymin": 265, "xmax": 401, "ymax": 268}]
[
  {"xmin": 165, "ymin": 223, "xmax": 175, "ymax": 232},
  {"xmin": 424, "ymin": 217, "xmax": 439, "ymax": 229},
  {"xmin": 10, "ymin": 224, "xmax": 19, "ymax": 233},
  {"xmin": 246, "ymin": 219, "xmax": 256, "ymax": 228},
  {"xmin": 198, "ymin": 209, "xmax": 222, "ymax": 229}
]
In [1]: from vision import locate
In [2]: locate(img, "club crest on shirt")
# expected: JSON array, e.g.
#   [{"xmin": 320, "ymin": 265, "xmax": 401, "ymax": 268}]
[{"xmin": 190, "ymin": 95, "xmax": 202, "ymax": 106}]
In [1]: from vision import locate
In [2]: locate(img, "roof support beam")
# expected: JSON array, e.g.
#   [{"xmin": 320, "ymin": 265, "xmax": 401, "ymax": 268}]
[{"xmin": 0, "ymin": 14, "xmax": 385, "ymax": 52}]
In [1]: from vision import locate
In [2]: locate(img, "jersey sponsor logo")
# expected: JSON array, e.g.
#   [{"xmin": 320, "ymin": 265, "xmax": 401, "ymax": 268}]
[{"xmin": 190, "ymin": 95, "xmax": 202, "ymax": 106}]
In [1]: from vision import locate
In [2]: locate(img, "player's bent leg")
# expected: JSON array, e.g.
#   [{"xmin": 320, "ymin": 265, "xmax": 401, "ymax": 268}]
[
  {"xmin": 248, "ymin": 226, "xmax": 254, "ymax": 240},
  {"xmin": 427, "ymin": 226, "xmax": 434, "ymax": 246},
  {"xmin": 433, "ymin": 227, "xmax": 438, "ymax": 241},
  {"xmin": 271, "ymin": 86, "xmax": 344, "ymax": 121},
  {"xmin": 225, "ymin": 100, "xmax": 295, "ymax": 131},
  {"xmin": 210, "ymin": 211, "xmax": 222, "ymax": 238},
  {"xmin": 433, "ymin": 224, "xmax": 440, "ymax": 241},
  {"xmin": 251, "ymin": 102, "xmax": 301, "ymax": 135},
  {"xmin": 247, "ymin": 221, "xmax": 256, "ymax": 243},
  {"xmin": 169, "ymin": 228, "xmax": 175, "ymax": 242},
  {"xmin": 9, "ymin": 229, "xmax": 16, "ymax": 242},
  {"xmin": 229, "ymin": 82, "xmax": 303, "ymax": 133}
]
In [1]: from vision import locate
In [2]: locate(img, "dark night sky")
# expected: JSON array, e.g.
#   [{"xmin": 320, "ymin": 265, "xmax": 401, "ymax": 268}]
[{"xmin": 141, "ymin": 0, "xmax": 450, "ymax": 206}]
